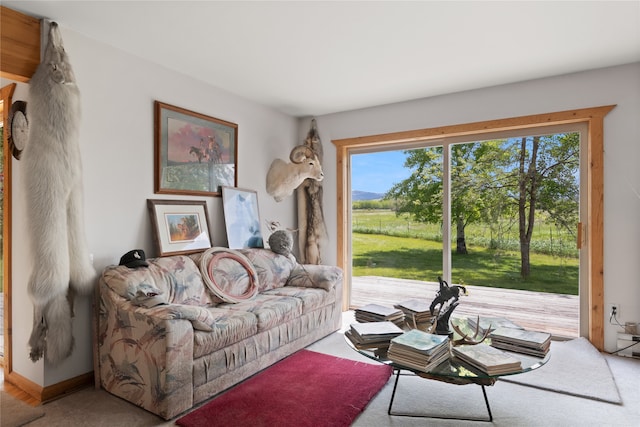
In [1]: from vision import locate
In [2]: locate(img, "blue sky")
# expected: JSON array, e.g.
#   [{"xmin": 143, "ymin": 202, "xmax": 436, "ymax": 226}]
[{"xmin": 351, "ymin": 150, "xmax": 412, "ymax": 194}]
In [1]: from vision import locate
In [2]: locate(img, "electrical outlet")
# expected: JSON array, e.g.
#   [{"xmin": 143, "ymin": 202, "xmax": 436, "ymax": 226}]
[{"xmin": 607, "ymin": 303, "xmax": 620, "ymax": 319}]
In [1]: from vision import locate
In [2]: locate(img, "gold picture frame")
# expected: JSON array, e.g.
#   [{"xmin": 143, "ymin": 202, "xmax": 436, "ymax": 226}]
[
  {"xmin": 147, "ymin": 199, "xmax": 213, "ymax": 256},
  {"xmin": 154, "ymin": 101, "xmax": 238, "ymax": 196}
]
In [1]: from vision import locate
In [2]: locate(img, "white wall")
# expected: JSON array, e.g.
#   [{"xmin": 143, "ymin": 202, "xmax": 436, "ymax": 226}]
[
  {"xmin": 309, "ymin": 62, "xmax": 640, "ymax": 353},
  {"xmin": 4, "ymin": 25, "xmax": 298, "ymax": 386}
]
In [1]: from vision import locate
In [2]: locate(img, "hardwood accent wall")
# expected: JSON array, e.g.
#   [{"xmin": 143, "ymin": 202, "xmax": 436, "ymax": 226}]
[{"xmin": 0, "ymin": 6, "xmax": 40, "ymax": 82}]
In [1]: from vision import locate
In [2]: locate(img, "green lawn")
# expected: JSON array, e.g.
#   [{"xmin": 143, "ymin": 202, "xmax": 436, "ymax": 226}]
[
  {"xmin": 353, "ymin": 209, "xmax": 578, "ymax": 258},
  {"xmin": 352, "ymin": 233, "xmax": 579, "ymax": 295}
]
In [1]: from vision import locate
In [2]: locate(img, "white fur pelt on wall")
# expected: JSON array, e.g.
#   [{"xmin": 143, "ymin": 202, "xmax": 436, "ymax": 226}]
[{"xmin": 23, "ymin": 22, "xmax": 96, "ymax": 365}]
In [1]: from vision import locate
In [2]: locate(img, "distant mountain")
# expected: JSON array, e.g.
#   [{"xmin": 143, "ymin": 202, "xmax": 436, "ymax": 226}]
[{"xmin": 352, "ymin": 190, "xmax": 385, "ymax": 201}]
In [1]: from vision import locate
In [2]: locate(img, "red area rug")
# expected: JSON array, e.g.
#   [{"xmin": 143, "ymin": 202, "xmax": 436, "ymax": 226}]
[{"xmin": 176, "ymin": 349, "xmax": 393, "ymax": 427}]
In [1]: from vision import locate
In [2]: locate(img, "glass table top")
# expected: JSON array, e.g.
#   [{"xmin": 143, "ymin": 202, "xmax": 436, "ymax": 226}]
[{"xmin": 344, "ymin": 318, "xmax": 550, "ymax": 383}]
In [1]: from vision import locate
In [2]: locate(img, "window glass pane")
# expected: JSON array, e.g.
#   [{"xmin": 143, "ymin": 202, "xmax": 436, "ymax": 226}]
[
  {"xmin": 351, "ymin": 147, "xmax": 443, "ymax": 306},
  {"xmin": 450, "ymin": 133, "xmax": 580, "ymax": 335}
]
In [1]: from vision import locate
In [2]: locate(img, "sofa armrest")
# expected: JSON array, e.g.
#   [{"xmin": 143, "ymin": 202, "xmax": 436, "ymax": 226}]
[
  {"xmin": 98, "ymin": 285, "xmax": 195, "ymax": 419},
  {"xmin": 143, "ymin": 303, "xmax": 215, "ymax": 332},
  {"xmin": 286, "ymin": 264, "xmax": 343, "ymax": 291}
]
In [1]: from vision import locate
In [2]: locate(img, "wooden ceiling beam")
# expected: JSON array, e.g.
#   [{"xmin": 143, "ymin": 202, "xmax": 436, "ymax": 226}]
[{"xmin": 1, "ymin": 6, "xmax": 40, "ymax": 82}]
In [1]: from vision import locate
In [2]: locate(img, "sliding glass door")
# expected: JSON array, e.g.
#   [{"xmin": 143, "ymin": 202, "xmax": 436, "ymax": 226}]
[{"xmin": 350, "ymin": 123, "xmax": 585, "ymax": 337}]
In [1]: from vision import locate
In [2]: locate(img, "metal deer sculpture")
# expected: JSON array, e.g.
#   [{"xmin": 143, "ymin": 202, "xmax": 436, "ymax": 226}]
[
  {"xmin": 23, "ymin": 22, "xmax": 96, "ymax": 365},
  {"xmin": 296, "ymin": 119, "xmax": 328, "ymax": 264}
]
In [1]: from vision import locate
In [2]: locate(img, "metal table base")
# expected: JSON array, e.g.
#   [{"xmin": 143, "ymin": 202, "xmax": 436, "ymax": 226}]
[{"xmin": 387, "ymin": 369, "xmax": 494, "ymax": 422}]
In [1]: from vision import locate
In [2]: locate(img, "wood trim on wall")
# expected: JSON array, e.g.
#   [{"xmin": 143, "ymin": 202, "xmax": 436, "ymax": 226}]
[
  {"xmin": 1, "ymin": 5, "xmax": 40, "ymax": 396},
  {"xmin": 332, "ymin": 105, "xmax": 615, "ymax": 351},
  {"xmin": 2, "ymin": 83, "xmax": 16, "ymax": 378},
  {"xmin": 5, "ymin": 370, "xmax": 94, "ymax": 404},
  {"xmin": 0, "ymin": 6, "xmax": 40, "ymax": 82}
]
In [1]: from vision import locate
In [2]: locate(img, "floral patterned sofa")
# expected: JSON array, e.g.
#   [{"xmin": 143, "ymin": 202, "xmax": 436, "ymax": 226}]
[{"xmin": 97, "ymin": 247, "xmax": 343, "ymax": 420}]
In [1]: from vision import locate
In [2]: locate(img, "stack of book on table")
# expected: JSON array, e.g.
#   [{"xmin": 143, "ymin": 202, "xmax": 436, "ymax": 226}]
[
  {"xmin": 489, "ymin": 327, "xmax": 551, "ymax": 357},
  {"xmin": 345, "ymin": 321, "xmax": 404, "ymax": 349},
  {"xmin": 355, "ymin": 303, "xmax": 405, "ymax": 326},
  {"xmin": 466, "ymin": 316, "xmax": 523, "ymax": 334},
  {"xmin": 452, "ymin": 343, "xmax": 523, "ymax": 375},
  {"xmin": 394, "ymin": 299, "xmax": 435, "ymax": 328},
  {"xmin": 387, "ymin": 329, "xmax": 450, "ymax": 373}
]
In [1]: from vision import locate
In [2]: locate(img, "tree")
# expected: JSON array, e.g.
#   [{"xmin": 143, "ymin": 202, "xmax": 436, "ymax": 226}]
[
  {"xmin": 471, "ymin": 140, "xmax": 517, "ymax": 248},
  {"xmin": 536, "ymin": 133, "xmax": 580, "ymax": 235},
  {"xmin": 505, "ymin": 133, "xmax": 580, "ymax": 278},
  {"xmin": 384, "ymin": 132, "xmax": 579, "ymax": 277},
  {"xmin": 517, "ymin": 136, "xmax": 540, "ymax": 278},
  {"xmin": 385, "ymin": 143, "xmax": 495, "ymax": 254}
]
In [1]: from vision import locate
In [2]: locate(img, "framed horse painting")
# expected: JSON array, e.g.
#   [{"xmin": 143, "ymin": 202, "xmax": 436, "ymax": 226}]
[{"xmin": 154, "ymin": 101, "xmax": 238, "ymax": 196}]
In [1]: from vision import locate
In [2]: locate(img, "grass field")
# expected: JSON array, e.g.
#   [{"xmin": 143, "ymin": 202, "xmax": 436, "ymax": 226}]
[
  {"xmin": 353, "ymin": 209, "xmax": 578, "ymax": 258},
  {"xmin": 352, "ymin": 210, "xmax": 579, "ymax": 295}
]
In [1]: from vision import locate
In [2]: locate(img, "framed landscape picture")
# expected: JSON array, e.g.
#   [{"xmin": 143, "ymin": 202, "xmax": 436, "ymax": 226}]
[
  {"xmin": 154, "ymin": 101, "xmax": 238, "ymax": 197},
  {"xmin": 147, "ymin": 199, "xmax": 213, "ymax": 256},
  {"xmin": 222, "ymin": 187, "xmax": 264, "ymax": 249}
]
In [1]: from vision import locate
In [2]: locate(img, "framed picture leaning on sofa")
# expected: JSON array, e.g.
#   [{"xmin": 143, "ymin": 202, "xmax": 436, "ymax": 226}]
[
  {"xmin": 147, "ymin": 199, "xmax": 213, "ymax": 256},
  {"xmin": 222, "ymin": 187, "xmax": 264, "ymax": 249}
]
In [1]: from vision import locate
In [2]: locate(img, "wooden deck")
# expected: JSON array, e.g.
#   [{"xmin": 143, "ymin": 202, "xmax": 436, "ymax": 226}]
[{"xmin": 350, "ymin": 276, "xmax": 579, "ymax": 338}]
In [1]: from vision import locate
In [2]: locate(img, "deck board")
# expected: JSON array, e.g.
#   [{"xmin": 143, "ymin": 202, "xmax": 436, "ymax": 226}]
[{"xmin": 350, "ymin": 276, "xmax": 579, "ymax": 338}]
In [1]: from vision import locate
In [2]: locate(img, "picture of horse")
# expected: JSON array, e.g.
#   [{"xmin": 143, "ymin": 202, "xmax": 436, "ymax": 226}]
[{"xmin": 155, "ymin": 101, "xmax": 238, "ymax": 196}]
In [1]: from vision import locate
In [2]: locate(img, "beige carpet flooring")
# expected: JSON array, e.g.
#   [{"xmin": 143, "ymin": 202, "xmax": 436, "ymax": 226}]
[
  {"xmin": 3, "ymin": 312, "xmax": 640, "ymax": 426},
  {"xmin": 500, "ymin": 336, "xmax": 621, "ymax": 404},
  {"xmin": 0, "ymin": 390, "xmax": 45, "ymax": 427}
]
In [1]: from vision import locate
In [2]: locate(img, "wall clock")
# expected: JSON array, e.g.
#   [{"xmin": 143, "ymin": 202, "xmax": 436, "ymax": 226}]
[{"xmin": 8, "ymin": 100, "xmax": 28, "ymax": 160}]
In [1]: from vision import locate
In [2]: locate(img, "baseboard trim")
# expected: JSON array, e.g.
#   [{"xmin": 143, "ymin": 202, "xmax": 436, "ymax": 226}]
[
  {"xmin": 5, "ymin": 371, "xmax": 43, "ymax": 403},
  {"xmin": 5, "ymin": 370, "xmax": 94, "ymax": 403}
]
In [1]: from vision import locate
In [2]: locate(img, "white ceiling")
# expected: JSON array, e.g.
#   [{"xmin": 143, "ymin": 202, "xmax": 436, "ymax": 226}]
[{"xmin": 4, "ymin": 1, "xmax": 640, "ymax": 117}]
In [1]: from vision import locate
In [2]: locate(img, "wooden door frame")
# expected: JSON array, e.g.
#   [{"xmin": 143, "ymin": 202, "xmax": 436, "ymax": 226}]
[
  {"xmin": 1, "ymin": 83, "xmax": 17, "ymax": 375},
  {"xmin": 1, "ymin": 5, "xmax": 40, "ymax": 380},
  {"xmin": 332, "ymin": 105, "xmax": 615, "ymax": 351}
]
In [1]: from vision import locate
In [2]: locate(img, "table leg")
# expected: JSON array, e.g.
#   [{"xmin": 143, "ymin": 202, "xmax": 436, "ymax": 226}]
[
  {"xmin": 387, "ymin": 369, "xmax": 494, "ymax": 422},
  {"xmin": 481, "ymin": 384, "xmax": 493, "ymax": 422},
  {"xmin": 387, "ymin": 369, "xmax": 402, "ymax": 415}
]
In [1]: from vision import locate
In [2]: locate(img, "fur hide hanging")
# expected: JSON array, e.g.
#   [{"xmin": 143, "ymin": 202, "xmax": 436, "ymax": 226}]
[
  {"xmin": 23, "ymin": 22, "xmax": 96, "ymax": 365},
  {"xmin": 296, "ymin": 119, "xmax": 327, "ymax": 264}
]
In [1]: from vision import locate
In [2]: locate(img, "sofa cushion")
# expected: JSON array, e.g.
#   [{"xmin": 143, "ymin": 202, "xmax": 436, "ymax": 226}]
[
  {"xmin": 101, "ymin": 255, "xmax": 212, "ymax": 306},
  {"xmin": 197, "ymin": 248, "xmax": 260, "ymax": 303},
  {"xmin": 263, "ymin": 287, "xmax": 335, "ymax": 314},
  {"xmin": 239, "ymin": 248, "xmax": 296, "ymax": 291},
  {"xmin": 193, "ymin": 309, "xmax": 258, "ymax": 358},
  {"xmin": 217, "ymin": 294, "xmax": 302, "ymax": 331}
]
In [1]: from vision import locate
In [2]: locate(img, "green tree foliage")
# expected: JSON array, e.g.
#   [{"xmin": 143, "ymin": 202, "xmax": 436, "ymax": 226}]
[
  {"xmin": 385, "ymin": 143, "xmax": 505, "ymax": 254},
  {"xmin": 352, "ymin": 199, "xmax": 394, "ymax": 210},
  {"xmin": 507, "ymin": 133, "xmax": 579, "ymax": 277},
  {"xmin": 383, "ymin": 132, "xmax": 579, "ymax": 278},
  {"xmin": 384, "ymin": 146, "xmax": 445, "ymax": 241}
]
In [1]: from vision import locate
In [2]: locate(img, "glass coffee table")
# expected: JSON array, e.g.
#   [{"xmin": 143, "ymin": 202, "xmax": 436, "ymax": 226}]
[{"xmin": 344, "ymin": 327, "xmax": 549, "ymax": 422}]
